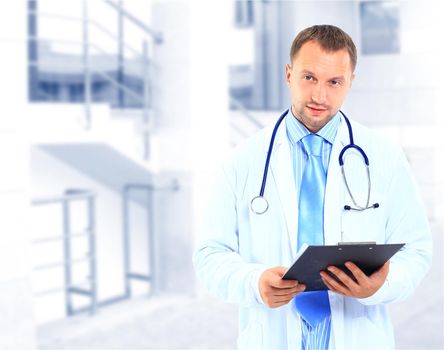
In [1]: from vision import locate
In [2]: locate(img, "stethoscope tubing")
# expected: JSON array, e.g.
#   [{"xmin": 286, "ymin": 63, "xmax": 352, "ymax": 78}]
[
  {"xmin": 251, "ymin": 109, "xmax": 378, "ymax": 214},
  {"xmin": 258, "ymin": 109, "xmax": 289, "ymax": 197}
]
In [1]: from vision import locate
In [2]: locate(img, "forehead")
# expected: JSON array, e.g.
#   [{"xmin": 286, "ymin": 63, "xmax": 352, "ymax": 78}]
[{"xmin": 292, "ymin": 40, "xmax": 353, "ymax": 77}]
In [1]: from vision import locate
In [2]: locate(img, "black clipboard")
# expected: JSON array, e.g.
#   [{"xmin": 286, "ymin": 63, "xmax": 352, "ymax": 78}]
[{"xmin": 282, "ymin": 242, "xmax": 405, "ymax": 291}]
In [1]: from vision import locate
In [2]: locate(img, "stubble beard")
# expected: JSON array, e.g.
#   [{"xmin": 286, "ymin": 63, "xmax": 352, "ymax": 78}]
[{"xmin": 291, "ymin": 104, "xmax": 334, "ymax": 133}]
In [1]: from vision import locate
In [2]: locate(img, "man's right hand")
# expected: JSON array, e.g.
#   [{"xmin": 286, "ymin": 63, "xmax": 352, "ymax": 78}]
[{"xmin": 259, "ymin": 266, "xmax": 306, "ymax": 308}]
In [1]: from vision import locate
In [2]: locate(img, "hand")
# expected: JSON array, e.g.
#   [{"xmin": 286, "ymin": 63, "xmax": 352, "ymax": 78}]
[
  {"xmin": 320, "ymin": 261, "xmax": 389, "ymax": 299},
  {"xmin": 259, "ymin": 266, "xmax": 306, "ymax": 308}
]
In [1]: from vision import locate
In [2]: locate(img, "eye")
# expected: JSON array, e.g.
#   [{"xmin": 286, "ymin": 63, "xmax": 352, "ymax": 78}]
[
  {"xmin": 304, "ymin": 75, "xmax": 313, "ymax": 81},
  {"xmin": 330, "ymin": 79, "xmax": 341, "ymax": 86}
]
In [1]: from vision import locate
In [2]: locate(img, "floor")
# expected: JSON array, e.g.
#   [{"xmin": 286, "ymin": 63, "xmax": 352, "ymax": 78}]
[
  {"xmin": 37, "ymin": 293, "xmax": 238, "ymax": 350},
  {"xmin": 37, "ymin": 223, "xmax": 444, "ymax": 350}
]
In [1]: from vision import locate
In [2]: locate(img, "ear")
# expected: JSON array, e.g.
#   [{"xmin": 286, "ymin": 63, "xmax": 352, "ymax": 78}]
[
  {"xmin": 349, "ymin": 73, "xmax": 355, "ymax": 88},
  {"xmin": 285, "ymin": 64, "xmax": 292, "ymax": 86}
]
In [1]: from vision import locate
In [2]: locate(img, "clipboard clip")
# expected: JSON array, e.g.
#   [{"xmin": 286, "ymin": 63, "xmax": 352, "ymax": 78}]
[{"xmin": 337, "ymin": 241, "xmax": 376, "ymax": 246}]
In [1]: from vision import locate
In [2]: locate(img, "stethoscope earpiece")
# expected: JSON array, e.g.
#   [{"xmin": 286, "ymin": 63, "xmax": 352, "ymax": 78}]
[{"xmin": 344, "ymin": 203, "xmax": 380, "ymax": 211}]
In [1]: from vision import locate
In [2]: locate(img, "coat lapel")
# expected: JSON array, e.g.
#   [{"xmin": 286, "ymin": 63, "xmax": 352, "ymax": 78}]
[
  {"xmin": 268, "ymin": 124, "xmax": 299, "ymax": 259},
  {"xmin": 324, "ymin": 115, "xmax": 348, "ymax": 246}
]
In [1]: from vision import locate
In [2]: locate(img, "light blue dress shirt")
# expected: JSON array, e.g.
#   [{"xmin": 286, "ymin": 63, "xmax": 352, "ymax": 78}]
[
  {"xmin": 285, "ymin": 108, "xmax": 341, "ymax": 195},
  {"xmin": 285, "ymin": 108, "xmax": 341, "ymax": 349}
]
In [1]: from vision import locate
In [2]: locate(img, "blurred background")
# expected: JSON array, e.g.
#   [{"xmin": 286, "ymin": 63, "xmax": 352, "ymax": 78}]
[{"xmin": 0, "ymin": 0, "xmax": 443, "ymax": 349}]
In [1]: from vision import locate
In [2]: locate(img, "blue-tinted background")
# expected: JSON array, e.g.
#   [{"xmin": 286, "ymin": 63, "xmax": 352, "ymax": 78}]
[{"xmin": 0, "ymin": 1, "xmax": 442, "ymax": 349}]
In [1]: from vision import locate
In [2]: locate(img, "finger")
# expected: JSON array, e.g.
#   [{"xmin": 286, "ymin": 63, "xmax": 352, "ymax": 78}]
[
  {"xmin": 376, "ymin": 261, "xmax": 390, "ymax": 275},
  {"xmin": 271, "ymin": 296, "xmax": 297, "ymax": 307},
  {"xmin": 327, "ymin": 266, "xmax": 359, "ymax": 290},
  {"xmin": 272, "ymin": 285, "xmax": 305, "ymax": 296},
  {"xmin": 320, "ymin": 271, "xmax": 349, "ymax": 295},
  {"xmin": 370, "ymin": 261, "xmax": 390, "ymax": 281},
  {"xmin": 344, "ymin": 261, "xmax": 368, "ymax": 284},
  {"xmin": 274, "ymin": 295, "xmax": 297, "ymax": 304},
  {"xmin": 322, "ymin": 277, "xmax": 347, "ymax": 296},
  {"xmin": 271, "ymin": 278, "xmax": 300, "ymax": 289},
  {"xmin": 322, "ymin": 276, "xmax": 350, "ymax": 296},
  {"xmin": 270, "ymin": 300, "xmax": 292, "ymax": 308},
  {"xmin": 270, "ymin": 282, "xmax": 303, "ymax": 291}
]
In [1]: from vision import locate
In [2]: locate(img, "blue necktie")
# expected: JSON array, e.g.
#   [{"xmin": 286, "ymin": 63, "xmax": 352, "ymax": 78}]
[{"xmin": 295, "ymin": 134, "xmax": 331, "ymax": 334}]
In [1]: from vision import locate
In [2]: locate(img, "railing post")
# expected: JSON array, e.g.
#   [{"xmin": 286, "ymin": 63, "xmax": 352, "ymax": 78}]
[
  {"xmin": 62, "ymin": 198, "xmax": 73, "ymax": 316},
  {"xmin": 117, "ymin": 0, "xmax": 125, "ymax": 108},
  {"xmin": 82, "ymin": 0, "xmax": 92, "ymax": 129},
  {"xmin": 88, "ymin": 195, "xmax": 98, "ymax": 314},
  {"xmin": 142, "ymin": 40, "xmax": 150, "ymax": 160},
  {"xmin": 122, "ymin": 186, "xmax": 131, "ymax": 298},
  {"xmin": 146, "ymin": 185, "xmax": 156, "ymax": 296},
  {"xmin": 28, "ymin": 0, "xmax": 39, "ymax": 101}
]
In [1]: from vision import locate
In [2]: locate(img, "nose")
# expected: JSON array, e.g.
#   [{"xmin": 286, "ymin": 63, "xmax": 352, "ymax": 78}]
[{"xmin": 311, "ymin": 83, "xmax": 327, "ymax": 105}]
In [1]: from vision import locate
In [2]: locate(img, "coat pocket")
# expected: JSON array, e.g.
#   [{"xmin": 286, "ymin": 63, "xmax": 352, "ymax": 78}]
[
  {"xmin": 341, "ymin": 192, "xmax": 386, "ymax": 243},
  {"xmin": 349, "ymin": 316, "xmax": 392, "ymax": 350}
]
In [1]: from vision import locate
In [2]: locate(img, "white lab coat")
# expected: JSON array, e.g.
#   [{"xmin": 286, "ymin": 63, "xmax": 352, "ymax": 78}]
[{"xmin": 193, "ymin": 115, "xmax": 432, "ymax": 350}]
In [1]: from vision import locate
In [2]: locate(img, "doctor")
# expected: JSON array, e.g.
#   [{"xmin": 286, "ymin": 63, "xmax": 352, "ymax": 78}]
[{"xmin": 193, "ymin": 25, "xmax": 432, "ymax": 350}]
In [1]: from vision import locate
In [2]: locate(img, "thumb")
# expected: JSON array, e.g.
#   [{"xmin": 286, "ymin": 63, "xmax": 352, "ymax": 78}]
[{"xmin": 270, "ymin": 266, "xmax": 288, "ymax": 278}]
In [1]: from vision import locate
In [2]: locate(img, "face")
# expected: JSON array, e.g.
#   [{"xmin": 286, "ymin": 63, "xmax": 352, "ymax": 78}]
[{"xmin": 286, "ymin": 40, "xmax": 355, "ymax": 133}]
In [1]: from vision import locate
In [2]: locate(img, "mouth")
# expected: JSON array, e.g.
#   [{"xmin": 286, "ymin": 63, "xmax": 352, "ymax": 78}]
[
  {"xmin": 306, "ymin": 105, "xmax": 328, "ymax": 115},
  {"xmin": 307, "ymin": 105, "xmax": 327, "ymax": 112}
]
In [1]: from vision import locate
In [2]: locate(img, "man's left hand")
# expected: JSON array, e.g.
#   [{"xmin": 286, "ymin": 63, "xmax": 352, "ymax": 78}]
[{"xmin": 320, "ymin": 261, "xmax": 389, "ymax": 299}]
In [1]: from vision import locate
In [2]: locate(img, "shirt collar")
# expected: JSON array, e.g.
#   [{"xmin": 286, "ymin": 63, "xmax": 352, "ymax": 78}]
[{"xmin": 285, "ymin": 107, "xmax": 341, "ymax": 146}]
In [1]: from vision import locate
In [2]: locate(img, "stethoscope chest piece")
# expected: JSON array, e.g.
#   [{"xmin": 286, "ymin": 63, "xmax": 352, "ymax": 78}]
[{"xmin": 250, "ymin": 196, "xmax": 269, "ymax": 215}]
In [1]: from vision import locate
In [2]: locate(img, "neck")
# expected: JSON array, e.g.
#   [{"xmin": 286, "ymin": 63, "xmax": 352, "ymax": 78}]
[{"xmin": 290, "ymin": 105, "xmax": 320, "ymax": 133}]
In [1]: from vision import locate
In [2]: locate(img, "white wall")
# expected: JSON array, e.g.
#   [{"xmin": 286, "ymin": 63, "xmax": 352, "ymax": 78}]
[
  {"xmin": 0, "ymin": 0, "xmax": 37, "ymax": 348},
  {"xmin": 349, "ymin": 1, "xmax": 444, "ymax": 221},
  {"xmin": 151, "ymin": 0, "xmax": 232, "ymax": 296}
]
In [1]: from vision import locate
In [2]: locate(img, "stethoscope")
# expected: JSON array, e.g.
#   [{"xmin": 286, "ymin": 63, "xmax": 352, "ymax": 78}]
[{"xmin": 250, "ymin": 109, "xmax": 380, "ymax": 215}]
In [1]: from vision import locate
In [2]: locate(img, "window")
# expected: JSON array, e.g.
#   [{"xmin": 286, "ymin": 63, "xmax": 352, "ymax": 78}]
[
  {"xmin": 360, "ymin": 1, "xmax": 400, "ymax": 55},
  {"xmin": 234, "ymin": 0, "xmax": 254, "ymax": 28}
]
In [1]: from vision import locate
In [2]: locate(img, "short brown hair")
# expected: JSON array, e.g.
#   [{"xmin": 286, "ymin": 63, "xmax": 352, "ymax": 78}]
[{"xmin": 290, "ymin": 25, "xmax": 357, "ymax": 71}]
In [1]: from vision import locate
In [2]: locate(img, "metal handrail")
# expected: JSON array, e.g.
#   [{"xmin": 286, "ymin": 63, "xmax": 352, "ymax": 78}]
[
  {"xmin": 27, "ymin": 38, "xmax": 150, "ymax": 67},
  {"xmin": 28, "ymin": 35, "xmax": 86, "ymax": 48},
  {"xmin": 104, "ymin": 0, "xmax": 163, "ymax": 43},
  {"xmin": 89, "ymin": 19, "xmax": 143, "ymax": 57},
  {"xmin": 33, "ymin": 256, "xmax": 93, "ymax": 272},
  {"xmin": 30, "ymin": 189, "xmax": 98, "ymax": 316},
  {"xmin": 123, "ymin": 180, "xmax": 180, "ymax": 192},
  {"xmin": 94, "ymin": 69, "xmax": 145, "ymax": 104},
  {"xmin": 28, "ymin": 9, "xmax": 154, "ymax": 53},
  {"xmin": 28, "ymin": 1, "xmax": 155, "ymax": 158},
  {"xmin": 26, "ymin": 16, "xmax": 152, "ymax": 103},
  {"xmin": 230, "ymin": 120, "xmax": 250, "ymax": 139},
  {"xmin": 122, "ymin": 181, "xmax": 179, "ymax": 298},
  {"xmin": 34, "ymin": 280, "xmax": 91, "ymax": 297},
  {"xmin": 32, "ymin": 191, "xmax": 96, "ymax": 205},
  {"xmin": 32, "ymin": 230, "xmax": 91, "ymax": 245},
  {"xmin": 27, "ymin": 11, "xmax": 83, "ymax": 23},
  {"xmin": 28, "ymin": 51, "xmax": 146, "ymax": 105},
  {"xmin": 230, "ymin": 96, "xmax": 264, "ymax": 129}
]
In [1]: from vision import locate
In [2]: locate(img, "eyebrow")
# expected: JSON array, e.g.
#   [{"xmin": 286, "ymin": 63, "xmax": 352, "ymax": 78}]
[{"xmin": 300, "ymin": 70, "xmax": 345, "ymax": 81}]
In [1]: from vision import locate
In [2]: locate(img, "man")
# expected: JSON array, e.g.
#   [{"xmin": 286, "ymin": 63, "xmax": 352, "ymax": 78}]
[{"xmin": 193, "ymin": 25, "xmax": 432, "ymax": 350}]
